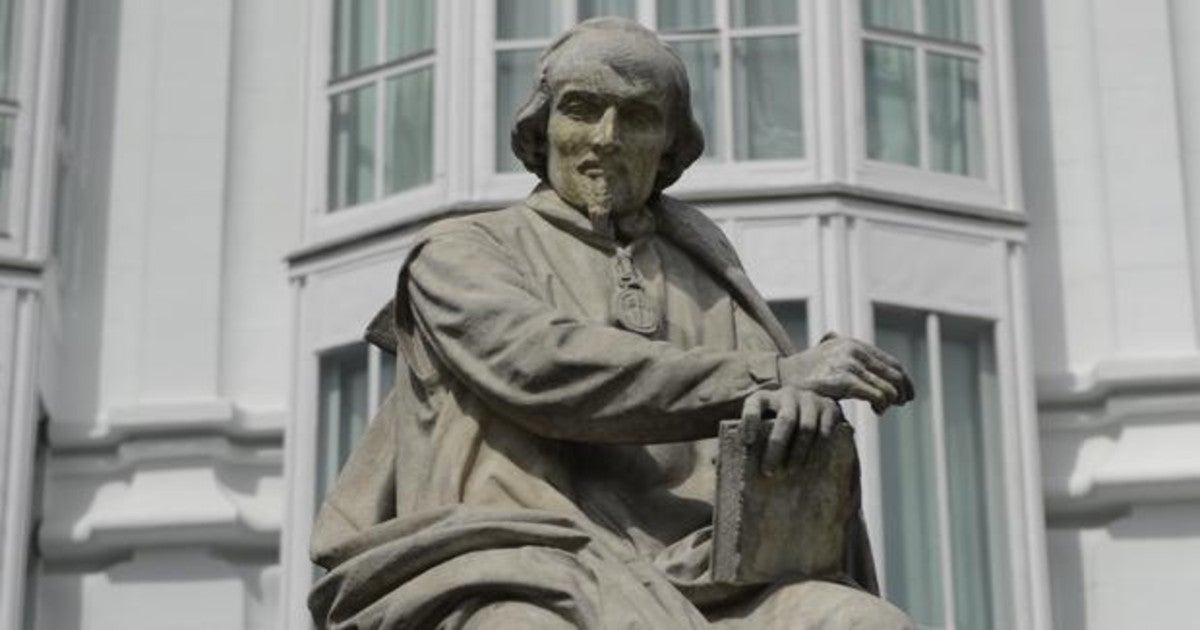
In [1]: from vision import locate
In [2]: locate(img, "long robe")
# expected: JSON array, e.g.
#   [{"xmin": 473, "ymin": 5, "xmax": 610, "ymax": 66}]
[{"xmin": 308, "ymin": 187, "xmax": 883, "ymax": 628}]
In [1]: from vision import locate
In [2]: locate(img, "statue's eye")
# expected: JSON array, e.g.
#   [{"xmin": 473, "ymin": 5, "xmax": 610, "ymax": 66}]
[{"xmin": 559, "ymin": 95, "xmax": 604, "ymax": 121}]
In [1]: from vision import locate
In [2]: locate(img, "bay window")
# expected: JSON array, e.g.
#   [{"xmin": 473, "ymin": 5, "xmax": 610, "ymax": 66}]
[{"xmin": 327, "ymin": 0, "xmax": 435, "ymax": 211}]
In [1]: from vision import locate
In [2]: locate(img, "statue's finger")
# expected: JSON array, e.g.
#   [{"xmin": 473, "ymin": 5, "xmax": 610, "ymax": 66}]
[
  {"xmin": 741, "ymin": 392, "xmax": 766, "ymax": 445},
  {"xmin": 791, "ymin": 394, "xmax": 819, "ymax": 468},
  {"xmin": 762, "ymin": 391, "xmax": 797, "ymax": 475},
  {"xmin": 852, "ymin": 363, "xmax": 900, "ymax": 407}
]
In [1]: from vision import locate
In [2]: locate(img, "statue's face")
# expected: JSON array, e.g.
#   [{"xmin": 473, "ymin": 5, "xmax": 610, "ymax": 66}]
[{"xmin": 546, "ymin": 58, "xmax": 672, "ymax": 219}]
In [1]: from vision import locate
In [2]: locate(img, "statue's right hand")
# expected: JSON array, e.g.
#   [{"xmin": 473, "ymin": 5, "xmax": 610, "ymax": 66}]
[
  {"xmin": 741, "ymin": 387, "xmax": 842, "ymax": 475},
  {"xmin": 778, "ymin": 332, "xmax": 914, "ymax": 414}
]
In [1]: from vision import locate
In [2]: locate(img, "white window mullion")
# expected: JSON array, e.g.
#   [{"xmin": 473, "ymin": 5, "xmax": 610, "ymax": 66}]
[
  {"xmin": 564, "ymin": 1, "xmax": 578, "ymax": 27},
  {"xmin": 641, "ymin": 0, "xmax": 657, "ymax": 29},
  {"xmin": 373, "ymin": 76, "xmax": 385, "ymax": 201},
  {"xmin": 367, "ymin": 346, "xmax": 382, "ymax": 416},
  {"xmin": 715, "ymin": 0, "xmax": 735, "ymax": 162},
  {"xmin": 926, "ymin": 312, "xmax": 958, "ymax": 629},
  {"xmin": 374, "ymin": 0, "xmax": 388, "ymax": 200}
]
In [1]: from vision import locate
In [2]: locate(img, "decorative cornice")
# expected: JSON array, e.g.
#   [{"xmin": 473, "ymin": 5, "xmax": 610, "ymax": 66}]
[
  {"xmin": 39, "ymin": 435, "xmax": 282, "ymax": 563},
  {"xmin": 1038, "ymin": 359, "xmax": 1200, "ymax": 520}
]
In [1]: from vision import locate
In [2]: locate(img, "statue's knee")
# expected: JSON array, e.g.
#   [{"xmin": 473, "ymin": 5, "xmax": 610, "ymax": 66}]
[
  {"xmin": 840, "ymin": 594, "xmax": 916, "ymax": 629},
  {"xmin": 463, "ymin": 600, "xmax": 575, "ymax": 630}
]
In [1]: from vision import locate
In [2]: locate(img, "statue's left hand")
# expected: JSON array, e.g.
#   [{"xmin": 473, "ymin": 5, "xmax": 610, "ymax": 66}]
[{"xmin": 741, "ymin": 387, "xmax": 842, "ymax": 475}]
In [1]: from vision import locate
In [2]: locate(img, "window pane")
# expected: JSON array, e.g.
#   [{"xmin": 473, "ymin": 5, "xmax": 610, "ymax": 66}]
[
  {"xmin": 328, "ymin": 85, "xmax": 377, "ymax": 209},
  {"xmin": 496, "ymin": 48, "xmax": 541, "ymax": 172},
  {"xmin": 671, "ymin": 39, "xmax": 721, "ymax": 159},
  {"xmin": 0, "ymin": 115, "xmax": 11, "ymax": 232},
  {"xmin": 861, "ymin": 0, "xmax": 914, "ymax": 32},
  {"xmin": 318, "ymin": 345, "xmax": 370, "ymax": 500},
  {"xmin": 496, "ymin": 0, "xmax": 563, "ymax": 39},
  {"xmin": 658, "ymin": 0, "xmax": 714, "ymax": 31},
  {"xmin": 876, "ymin": 311, "xmax": 944, "ymax": 628},
  {"xmin": 578, "ymin": 0, "xmax": 637, "ymax": 20},
  {"xmin": 924, "ymin": 0, "xmax": 976, "ymax": 42},
  {"xmin": 386, "ymin": 0, "xmax": 435, "ymax": 60},
  {"xmin": 942, "ymin": 317, "xmax": 1003, "ymax": 629},
  {"xmin": 385, "ymin": 67, "xmax": 434, "ymax": 194},
  {"xmin": 927, "ymin": 53, "xmax": 983, "ymax": 177},
  {"xmin": 769, "ymin": 301, "xmax": 808, "ymax": 350},
  {"xmin": 864, "ymin": 42, "xmax": 918, "ymax": 167},
  {"xmin": 731, "ymin": 0, "xmax": 797, "ymax": 28},
  {"xmin": 733, "ymin": 36, "xmax": 803, "ymax": 160},
  {"xmin": 0, "ymin": 0, "xmax": 15, "ymax": 97},
  {"xmin": 333, "ymin": 0, "xmax": 378, "ymax": 78}
]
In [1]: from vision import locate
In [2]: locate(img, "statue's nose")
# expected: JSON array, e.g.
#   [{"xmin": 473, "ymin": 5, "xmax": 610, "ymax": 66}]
[{"xmin": 590, "ymin": 106, "xmax": 619, "ymax": 153}]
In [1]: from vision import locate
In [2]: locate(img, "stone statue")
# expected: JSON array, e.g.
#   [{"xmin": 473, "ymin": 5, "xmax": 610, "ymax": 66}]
[{"xmin": 309, "ymin": 17, "xmax": 917, "ymax": 629}]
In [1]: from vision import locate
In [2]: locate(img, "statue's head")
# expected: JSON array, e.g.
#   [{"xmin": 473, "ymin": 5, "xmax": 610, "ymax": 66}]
[{"xmin": 511, "ymin": 17, "xmax": 705, "ymax": 220}]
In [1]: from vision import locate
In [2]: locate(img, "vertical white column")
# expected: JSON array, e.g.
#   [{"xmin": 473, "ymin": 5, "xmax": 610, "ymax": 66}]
[
  {"xmin": 926, "ymin": 312, "xmax": 958, "ymax": 629},
  {"xmin": 99, "ymin": 0, "xmax": 234, "ymax": 418}
]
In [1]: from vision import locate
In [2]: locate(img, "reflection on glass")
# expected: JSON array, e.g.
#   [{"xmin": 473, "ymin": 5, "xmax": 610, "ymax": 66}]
[
  {"xmin": 658, "ymin": 0, "xmax": 714, "ymax": 31},
  {"xmin": 927, "ymin": 53, "xmax": 982, "ymax": 177},
  {"xmin": 333, "ymin": 0, "xmax": 377, "ymax": 78},
  {"xmin": 329, "ymin": 85, "xmax": 377, "ymax": 209},
  {"xmin": 385, "ymin": 67, "xmax": 434, "ymax": 194},
  {"xmin": 731, "ymin": 0, "xmax": 797, "ymax": 28},
  {"xmin": 318, "ymin": 345, "xmax": 370, "ymax": 501},
  {"xmin": 495, "ymin": 49, "xmax": 540, "ymax": 172},
  {"xmin": 671, "ymin": 39, "xmax": 720, "ymax": 158},
  {"xmin": 924, "ymin": 0, "xmax": 976, "ymax": 42},
  {"xmin": 769, "ymin": 301, "xmax": 809, "ymax": 350},
  {"xmin": 387, "ymin": 0, "xmax": 435, "ymax": 60},
  {"xmin": 941, "ymin": 317, "xmax": 1003, "ymax": 630},
  {"xmin": 496, "ymin": 0, "xmax": 563, "ymax": 39},
  {"xmin": 861, "ymin": 0, "xmax": 914, "ymax": 32},
  {"xmin": 876, "ymin": 310, "xmax": 944, "ymax": 628},
  {"xmin": 0, "ymin": 115, "xmax": 11, "ymax": 233},
  {"xmin": 864, "ymin": 41, "xmax": 918, "ymax": 167},
  {"xmin": 733, "ymin": 36, "xmax": 803, "ymax": 160},
  {"xmin": 578, "ymin": 0, "xmax": 637, "ymax": 20}
]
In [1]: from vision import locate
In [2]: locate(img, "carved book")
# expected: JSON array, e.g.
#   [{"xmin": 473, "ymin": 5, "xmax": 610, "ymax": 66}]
[{"xmin": 711, "ymin": 418, "xmax": 860, "ymax": 584}]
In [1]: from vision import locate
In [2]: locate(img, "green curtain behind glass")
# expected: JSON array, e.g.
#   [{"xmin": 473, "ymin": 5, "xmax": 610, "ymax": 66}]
[
  {"xmin": 671, "ymin": 39, "xmax": 721, "ymax": 159},
  {"xmin": 386, "ymin": 68, "xmax": 434, "ymax": 194},
  {"xmin": 733, "ymin": 36, "xmax": 804, "ymax": 160},
  {"xmin": 329, "ymin": 86, "xmax": 377, "ymax": 209},
  {"xmin": 318, "ymin": 345, "xmax": 370, "ymax": 502},
  {"xmin": 876, "ymin": 312, "xmax": 944, "ymax": 628}
]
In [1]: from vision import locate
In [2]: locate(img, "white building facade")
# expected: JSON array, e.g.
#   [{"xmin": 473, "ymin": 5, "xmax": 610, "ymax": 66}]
[{"xmin": 0, "ymin": 0, "xmax": 1196, "ymax": 628}]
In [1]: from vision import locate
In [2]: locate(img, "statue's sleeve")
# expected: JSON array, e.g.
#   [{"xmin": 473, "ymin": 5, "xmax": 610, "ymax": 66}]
[{"xmin": 403, "ymin": 226, "xmax": 780, "ymax": 443}]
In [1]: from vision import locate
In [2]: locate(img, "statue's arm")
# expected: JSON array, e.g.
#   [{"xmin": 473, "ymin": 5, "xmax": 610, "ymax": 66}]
[{"xmin": 403, "ymin": 227, "xmax": 779, "ymax": 443}]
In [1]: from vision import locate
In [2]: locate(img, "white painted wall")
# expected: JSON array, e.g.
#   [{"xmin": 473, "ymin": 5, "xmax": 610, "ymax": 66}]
[
  {"xmin": 32, "ymin": 0, "xmax": 306, "ymax": 628},
  {"xmin": 1015, "ymin": 0, "xmax": 1200, "ymax": 627}
]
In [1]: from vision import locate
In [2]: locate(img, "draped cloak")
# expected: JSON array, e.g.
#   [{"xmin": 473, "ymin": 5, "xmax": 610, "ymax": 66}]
[{"xmin": 308, "ymin": 187, "xmax": 880, "ymax": 628}]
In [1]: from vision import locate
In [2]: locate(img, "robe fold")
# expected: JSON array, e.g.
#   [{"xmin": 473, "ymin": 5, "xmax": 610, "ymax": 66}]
[{"xmin": 309, "ymin": 187, "xmax": 881, "ymax": 629}]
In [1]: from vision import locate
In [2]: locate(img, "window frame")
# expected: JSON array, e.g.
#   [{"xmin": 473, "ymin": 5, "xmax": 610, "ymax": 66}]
[
  {"xmin": 0, "ymin": 0, "xmax": 56, "ymax": 260},
  {"xmin": 843, "ymin": 0, "xmax": 1019, "ymax": 212},
  {"xmin": 870, "ymin": 305, "xmax": 1013, "ymax": 629},
  {"xmin": 302, "ymin": 0, "xmax": 451, "ymax": 248},
  {"xmin": 474, "ymin": 0, "xmax": 821, "ymax": 203}
]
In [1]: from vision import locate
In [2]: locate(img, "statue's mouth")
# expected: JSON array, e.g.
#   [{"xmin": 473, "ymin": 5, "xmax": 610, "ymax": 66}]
[{"xmin": 578, "ymin": 158, "xmax": 606, "ymax": 177}]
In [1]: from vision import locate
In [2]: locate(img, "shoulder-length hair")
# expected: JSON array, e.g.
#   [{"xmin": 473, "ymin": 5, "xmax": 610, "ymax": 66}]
[{"xmin": 509, "ymin": 17, "xmax": 706, "ymax": 193}]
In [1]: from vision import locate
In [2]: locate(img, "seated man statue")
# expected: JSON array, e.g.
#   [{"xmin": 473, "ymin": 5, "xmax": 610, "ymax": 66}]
[{"xmin": 310, "ymin": 17, "xmax": 917, "ymax": 629}]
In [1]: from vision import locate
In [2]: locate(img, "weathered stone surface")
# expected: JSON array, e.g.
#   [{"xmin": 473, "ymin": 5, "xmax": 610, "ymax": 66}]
[{"xmin": 309, "ymin": 16, "xmax": 915, "ymax": 629}]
